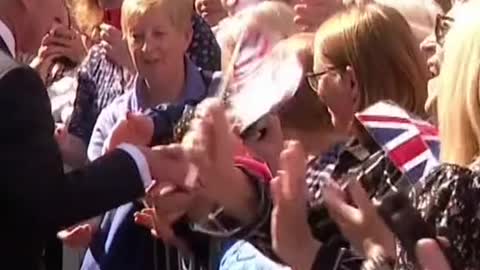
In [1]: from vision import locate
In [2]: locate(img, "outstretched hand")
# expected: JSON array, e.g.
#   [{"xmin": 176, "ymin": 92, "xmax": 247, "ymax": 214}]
[
  {"xmin": 181, "ymin": 98, "xmax": 241, "ymax": 199},
  {"xmin": 57, "ymin": 219, "xmax": 99, "ymax": 249},
  {"xmin": 271, "ymin": 140, "xmax": 320, "ymax": 270},
  {"xmin": 136, "ymin": 181, "xmax": 195, "ymax": 251},
  {"xmin": 99, "ymin": 24, "xmax": 134, "ymax": 71},
  {"xmin": 138, "ymin": 144, "xmax": 195, "ymax": 191}
]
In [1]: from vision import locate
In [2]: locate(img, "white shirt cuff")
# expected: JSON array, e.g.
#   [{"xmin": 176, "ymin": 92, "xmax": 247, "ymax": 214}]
[{"xmin": 117, "ymin": 143, "xmax": 153, "ymax": 189}]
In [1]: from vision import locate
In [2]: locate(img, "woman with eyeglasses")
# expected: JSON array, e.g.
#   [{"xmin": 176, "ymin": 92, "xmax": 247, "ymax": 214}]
[
  {"xmin": 307, "ymin": 4, "xmax": 429, "ymax": 128},
  {"xmin": 268, "ymin": 3, "xmax": 435, "ymax": 270},
  {"xmin": 207, "ymin": 3, "xmax": 434, "ymax": 270},
  {"xmin": 315, "ymin": 1, "xmax": 480, "ymax": 269}
]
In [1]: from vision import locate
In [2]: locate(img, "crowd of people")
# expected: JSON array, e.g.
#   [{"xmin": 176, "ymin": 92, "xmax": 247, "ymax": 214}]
[{"xmin": 2, "ymin": 0, "xmax": 480, "ymax": 269}]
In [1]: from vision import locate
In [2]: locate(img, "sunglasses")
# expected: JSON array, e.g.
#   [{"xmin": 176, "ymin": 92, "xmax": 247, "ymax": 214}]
[
  {"xmin": 305, "ymin": 66, "xmax": 338, "ymax": 93},
  {"xmin": 435, "ymin": 14, "xmax": 454, "ymax": 46}
]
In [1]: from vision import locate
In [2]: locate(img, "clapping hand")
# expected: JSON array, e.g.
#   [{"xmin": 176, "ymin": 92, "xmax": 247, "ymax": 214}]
[
  {"xmin": 270, "ymin": 141, "xmax": 321, "ymax": 270},
  {"xmin": 291, "ymin": 0, "xmax": 343, "ymax": 32},
  {"xmin": 323, "ymin": 178, "xmax": 396, "ymax": 258},
  {"xmin": 31, "ymin": 25, "xmax": 87, "ymax": 83},
  {"xmin": 98, "ymin": 24, "xmax": 134, "ymax": 71},
  {"xmin": 181, "ymin": 98, "xmax": 241, "ymax": 199},
  {"xmin": 180, "ymin": 98, "xmax": 261, "ymax": 224},
  {"xmin": 46, "ymin": 25, "xmax": 87, "ymax": 65}
]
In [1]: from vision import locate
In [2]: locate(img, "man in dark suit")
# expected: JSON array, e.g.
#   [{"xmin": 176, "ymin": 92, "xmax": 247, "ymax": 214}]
[{"xmin": 0, "ymin": 0, "xmax": 189, "ymax": 268}]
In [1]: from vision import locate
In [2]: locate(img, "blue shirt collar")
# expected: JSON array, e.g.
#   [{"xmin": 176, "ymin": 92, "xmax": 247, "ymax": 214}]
[{"xmin": 130, "ymin": 57, "xmax": 207, "ymax": 112}]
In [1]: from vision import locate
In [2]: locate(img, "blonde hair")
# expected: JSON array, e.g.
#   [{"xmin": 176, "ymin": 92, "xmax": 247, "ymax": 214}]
[
  {"xmin": 314, "ymin": 3, "xmax": 428, "ymax": 116},
  {"xmin": 69, "ymin": 0, "xmax": 104, "ymax": 35},
  {"xmin": 121, "ymin": 0, "xmax": 193, "ymax": 36},
  {"xmin": 437, "ymin": 2, "xmax": 480, "ymax": 165}
]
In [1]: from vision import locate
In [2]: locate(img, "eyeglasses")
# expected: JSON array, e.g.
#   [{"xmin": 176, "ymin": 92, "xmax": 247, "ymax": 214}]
[
  {"xmin": 435, "ymin": 14, "xmax": 454, "ymax": 46},
  {"xmin": 305, "ymin": 66, "xmax": 338, "ymax": 93}
]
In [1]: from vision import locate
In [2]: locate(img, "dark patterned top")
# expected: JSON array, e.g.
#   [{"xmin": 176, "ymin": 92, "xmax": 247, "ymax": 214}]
[
  {"xmin": 306, "ymin": 144, "xmax": 344, "ymax": 206},
  {"xmin": 67, "ymin": 45, "xmax": 128, "ymax": 145},
  {"xmin": 189, "ymin": 14, "xmax": 221, "ymax": 72},
  {"xmin": 246, "ymin": 134, "xmax": 406, "ymax": 270},
  {"xmin": 395, "ymin": 164, "xmax": 480, "ymax": 270},
  {"xmin": 68, "ymin": 14, "xmax": 221, "ymax": 145}
]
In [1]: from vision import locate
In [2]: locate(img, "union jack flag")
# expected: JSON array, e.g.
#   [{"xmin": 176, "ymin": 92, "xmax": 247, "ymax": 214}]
[
  {"xmin": 355, "ymin": 102, "xmax": 440, "ymax": 187},
  {"xmin": 230, "ymin": 28, "xmax": 280, "ymax": 92},
  {"xmin": 225, "ymin": 29, "xmax": 303, "ymax": 132}
]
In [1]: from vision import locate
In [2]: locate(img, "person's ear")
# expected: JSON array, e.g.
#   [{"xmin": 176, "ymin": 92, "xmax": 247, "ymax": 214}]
[{"xmin": 345, "ymin": 65, "xmax": 360, "ymax": 108}]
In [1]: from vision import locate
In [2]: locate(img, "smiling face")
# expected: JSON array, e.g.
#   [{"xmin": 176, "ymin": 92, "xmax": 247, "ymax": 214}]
[
  {"xmin": 124, "ymin": 5, "xmax": 192, "ymax": 90},
  {"xmin": 312, "ymin": 3, "xmax": 429, "ymax": 125}
]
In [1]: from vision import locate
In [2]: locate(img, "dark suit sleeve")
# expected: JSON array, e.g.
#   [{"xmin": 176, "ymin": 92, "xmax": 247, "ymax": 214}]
[{"xmin": 0, "ymin": 65, "xmax": 145, "ymax": 233}]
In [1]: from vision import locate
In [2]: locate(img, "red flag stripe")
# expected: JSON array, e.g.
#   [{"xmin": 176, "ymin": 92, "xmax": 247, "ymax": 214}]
[
  {"xmin": 231, "ymin": 36, "xmax": 271, "ymax": 89},
  {"xmin": 233, "ymin": 39, "xmax": 270, "ymax": 80},
  {"xmin": 234, "ymin": 32, "xmax": 269, "ymax": 71},
  {"xmin": 356, "ymin": 115, "xmax": 412, "ymax": 124},
  {"xmin": 388, "ymin": 135, "xmax": 429, "ymax": 169},
  {"xmin": 415, "ymin": 123, "xmax": 438, "ymax": 136},
  {"xmin": 357, "ymin": 114, "xmax": 438, "ymax": 136}
]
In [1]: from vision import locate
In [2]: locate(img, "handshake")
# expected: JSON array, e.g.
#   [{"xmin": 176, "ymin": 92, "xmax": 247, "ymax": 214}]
[{"xmin": 58, "ymin": 99, "xmax": 242, "ymax": 249}]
